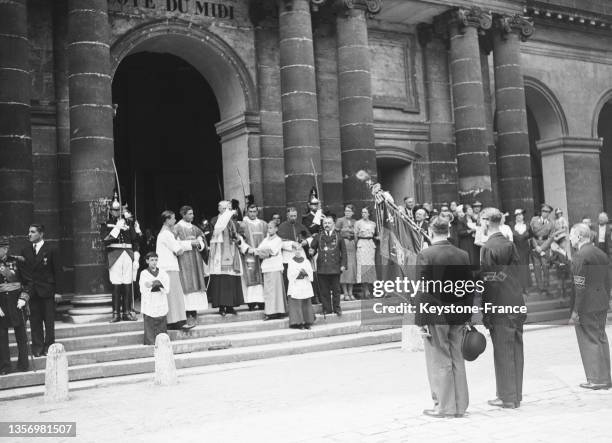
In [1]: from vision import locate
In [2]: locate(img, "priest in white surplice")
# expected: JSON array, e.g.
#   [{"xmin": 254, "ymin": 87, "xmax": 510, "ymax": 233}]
[
  {"xmin": 239, "ymin": 204, "xmax": 267, "ymax": 311},
  {"xmin": 174, "ymin": 206, "xmax": 208, "ymax": 327},
  {"xmin": 208, "ymin": 201, "xmax": 245, "ymax": 316}
]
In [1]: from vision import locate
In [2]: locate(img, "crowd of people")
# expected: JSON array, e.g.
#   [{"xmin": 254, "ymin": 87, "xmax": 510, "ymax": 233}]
[
  {"xmin": 414, "ymin": 207, "xmax": 611, "ymax": 419},
  {"xmin": 100, "ymin": 193, "xmax": 381, "ymax": 345},
  {"xmin": 400, "ymin": 196, "xmax": 577, "ymax": 295},
  {"xmin": 1, "ymin": 188, "xmax": 610, "ymax": 411}
]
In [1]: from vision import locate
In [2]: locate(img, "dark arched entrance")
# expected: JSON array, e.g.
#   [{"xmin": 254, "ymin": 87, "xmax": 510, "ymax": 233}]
[
  {"xmin": 598, "ymin": 101, "xmax": 612, "ymax": 213},
  {"xmin": 112, "ymin": 52, "xmax": 222, "ymax": 231},
  {"xmin": 527, "ymin": 106, "xmax": 545, "ymax": 210}
]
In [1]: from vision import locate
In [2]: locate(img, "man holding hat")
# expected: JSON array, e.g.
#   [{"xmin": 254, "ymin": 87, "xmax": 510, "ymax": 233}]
[
  {"xmin": 101, "ymin": 193, "xmax": 140, "ymax": 322},
  {"xmin": 568, "ymin": 223, "xmax": 612, "ymax": 390},
  {"xmin": 415, "ymin": 214, "xmax": 474, "ymax": 418},
  {"xmin": 0, "ymin": 237, "xmax": 30, "ymax": 374},
  {"xmin": 481, "ymin": 208, "xmax": 525, "ymax": 409},
  {"xmin": 530, "ymin": 204, "xmax": 555, "ymax": 293}
]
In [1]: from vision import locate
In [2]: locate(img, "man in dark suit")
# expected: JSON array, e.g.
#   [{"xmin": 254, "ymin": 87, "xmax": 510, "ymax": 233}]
[
  {"xmin": 480, "ymin": 208, "xmax": 526, "ymax": 409},
  {"xmin": 569, "ymin": 222, "xmax": 612, "ymax": 390},
  {"xmin": 309, "ymin": 216, "xmax": 347, "ymax": 316},
  {"xmin": 415, "ymin": 214, "xmax": 474, "ymax": 418},
  {"xmin": 594, "ymin": 212, "xmax": 612, "ymax": 257},
  {"xmin": 19, "ymin": 224, "xmax": 62, "ymax": 357},
  {"xmin": 530, "ymin": 204, "xmax": 555, "ymax": 293}
]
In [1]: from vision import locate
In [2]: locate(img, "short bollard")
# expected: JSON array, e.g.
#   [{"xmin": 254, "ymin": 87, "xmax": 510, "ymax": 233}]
[
  {"xmin": 44, "ymin": 343, "xmax": 69, "ymax": 402},
  {"xmin": 154, "ymin": 333, "xmax": 177, "ymax": 386},
  {"xmin": 401, "ymin": 312, "xmax": 424, "ymax": 352}
]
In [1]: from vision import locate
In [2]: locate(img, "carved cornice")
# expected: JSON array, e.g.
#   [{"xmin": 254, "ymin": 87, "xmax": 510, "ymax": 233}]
[
  {"xmin": 494, "ymin": 14, "xmax": 534, "ymax": 41},
  {"xmin": 434, "ymin": 7, "xmax": 493, "ymax": 39},
  {"xmin": 525, "ymin": 1, "xmax": 612, "ymax": 33}
]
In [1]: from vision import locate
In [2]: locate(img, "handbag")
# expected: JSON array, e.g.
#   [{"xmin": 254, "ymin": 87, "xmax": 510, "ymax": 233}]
[{"xmin": 461, "ymin": 325, "xmax": 486, "ymax": 361}]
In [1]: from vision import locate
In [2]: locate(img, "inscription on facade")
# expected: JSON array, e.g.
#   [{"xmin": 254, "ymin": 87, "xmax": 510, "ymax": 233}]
[{"xmin": 109, "ymin": 0, "xmax": 235, "ymax": 20}]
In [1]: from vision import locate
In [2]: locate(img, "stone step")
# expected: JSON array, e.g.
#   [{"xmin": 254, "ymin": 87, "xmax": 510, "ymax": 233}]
[
  {"xmin": 8, "ymin": 309, "xmax": 367, "ymax": 357},
  {"xmin": 13, "ymin": 319, "xmax": 401, "ymax": 371},
  {"xmin": 0, "ymin": 327, "xmax": 401, "ymax": 390},
  {"xmin": 8, "ymin": 300, "xmax": 366, "ymax": 342}
]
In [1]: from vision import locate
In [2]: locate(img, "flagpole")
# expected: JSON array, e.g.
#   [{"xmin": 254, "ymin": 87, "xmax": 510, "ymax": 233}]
[{"xmin": 355, "ymin": 170, "xmax": 424, "ymax": 352}]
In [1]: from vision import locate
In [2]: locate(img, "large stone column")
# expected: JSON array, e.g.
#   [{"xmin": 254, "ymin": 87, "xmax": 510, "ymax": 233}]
[
  {"xmin": 418, "ymin": 24, "xmax": 458, "ymax": 205},
  {"xmin": 67, "ymin": 0, "xmax": 115, "ymax": 320},
  {"xmin": 436, "ymin": 7, "xmax": 493, "ymax": 205},
  {"xmin": 313, "ymin": 13, "xmax": 343, "ymax": 216},
  {"xmin": 479, "ymin": 36, "xmax": 498, "ymax": 204},
  {"xmin": 335, "ymin": 0, "xmax": 380, "ymax": 209},
  {"xmin": 0, "ymin": 0, "xmax": 32, "ymax": 249},
  {"xmin": 493, "ymin": 14, "xmax": 535, "ymax": 213},
  {"xmin": 278, "ymin": 0, "xmax": 322, "ymax": 208},
  {"xmin": 53, "ymin": 0, "xmax": 74, "ymax": 294},
  {"xmin": 251, "ymin": 2, "xmax": 286, "ymax": 220}
]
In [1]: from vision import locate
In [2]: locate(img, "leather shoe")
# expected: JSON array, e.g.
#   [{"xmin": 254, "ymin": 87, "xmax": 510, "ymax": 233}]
[
  {"xmin": 110, "ymin": 315, "xmax": 121, "ymax": 323},
  {"xmin": 122, "ymin": 313, "xmax": 137, "ymax": 322},
  {"xmin": 580, "ymin": 382, "xmax": 610, "ymax": 390},
  {"xmin": 422, "ymin": 409, "xmax": 452, "ymax": 418},
  {"xmin": 488, "ymin": 398, "xmax": 518, "ymax": 408},
  {"xmin": 334, "ymin": 309, "xmax": 342, "ymax": 317}
]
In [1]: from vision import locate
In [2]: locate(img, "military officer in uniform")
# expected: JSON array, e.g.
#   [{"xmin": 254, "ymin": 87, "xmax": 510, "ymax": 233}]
[
  {"xmin": 530, "ymin": 203, "xmax": 555, "ymax": 293},
  {"xmin": 569, "ymin": 223, "xmax": 612, "ymax": 389},
  {"xmin": 101, "ymin": 194, "xmax": 140, "ymax": 322},
  {"xmin": 309, "ymin": 216, "xmax": 347, "ymax": 315},
  {"xmin": 481, "ymin": 208, "xmax": 526, "ymax": 409},
  {"xmin": 0, "ymin": 236, "xmax": 30, "ymax": 374},
  {"xmin": 302, "ymin": 196, "xmax": 323, "ymax": 237}
]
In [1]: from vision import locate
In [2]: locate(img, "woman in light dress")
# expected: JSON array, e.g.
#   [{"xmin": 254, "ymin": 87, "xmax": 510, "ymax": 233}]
[
  {"xmin": 354, "ymin": 207, "xmax": 377, "ymax": 299},
  {"xmin": 335, "ymin": 204, "xmax": 357, "ymax": 301}
]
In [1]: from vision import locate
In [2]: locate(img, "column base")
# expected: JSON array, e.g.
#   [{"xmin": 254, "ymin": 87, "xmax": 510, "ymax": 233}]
[{"xmin": 66, "ymin": 293, "xmax": 113, "ymax": 324}]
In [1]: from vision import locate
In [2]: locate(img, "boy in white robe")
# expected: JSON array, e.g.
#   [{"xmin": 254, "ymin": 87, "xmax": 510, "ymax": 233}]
[
  {"xmin": 287, "ymin": 244, "xmax": 315, "ymax": 329},
  {"xmin": 139, "ymin": 252, "xmax": 169, "ymax": 345}
]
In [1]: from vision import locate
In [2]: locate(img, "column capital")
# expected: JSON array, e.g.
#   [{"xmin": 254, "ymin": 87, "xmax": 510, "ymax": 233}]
[
  {"xmin": 493, "ymin": 13, "xmax": 535, "ymax": 41},
  {"xmin": 332, "ymin": 0, "xmax": 382, "ymax": 17},
  {"xmin": 277, "ymin": 0, "xmax": 326, "ymax": 11},
  {"xmin": 434, "ymin": 7, "xmax": 492, "ymax": 38}
]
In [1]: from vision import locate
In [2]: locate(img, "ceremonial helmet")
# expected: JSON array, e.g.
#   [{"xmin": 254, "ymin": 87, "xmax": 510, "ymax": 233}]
[
  {"xmin": 462, "ymin": 325, "xmax": 487, "ymax": 361},
  {"xmin": 110, "ymin": 192, "xmax": 121, "ymax": 211}
]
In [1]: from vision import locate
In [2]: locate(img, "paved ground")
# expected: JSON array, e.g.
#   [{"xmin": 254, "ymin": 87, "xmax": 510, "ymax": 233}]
[{"xmin": 1, "ymin": 325, "xmax": 611, "ymax": 443}]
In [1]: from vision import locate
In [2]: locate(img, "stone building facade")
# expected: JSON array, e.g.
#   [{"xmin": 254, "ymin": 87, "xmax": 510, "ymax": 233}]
[{"xmin": 1, "ymin": 0, "xmax": 612, "ymax": 318}]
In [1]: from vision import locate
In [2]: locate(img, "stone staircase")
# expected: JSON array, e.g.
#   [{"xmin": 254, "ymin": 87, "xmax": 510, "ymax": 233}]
[{"xmin": 3, "ymin": 280, "xmax": 571, "ymax": 391}]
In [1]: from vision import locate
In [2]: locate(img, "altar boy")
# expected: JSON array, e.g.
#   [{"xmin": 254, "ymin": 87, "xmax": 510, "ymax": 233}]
[{"xmin": 139, "ymin": 252, "xmax": 169, "ymax": 345}]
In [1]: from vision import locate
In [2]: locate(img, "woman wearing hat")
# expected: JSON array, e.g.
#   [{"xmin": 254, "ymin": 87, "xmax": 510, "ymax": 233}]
[{"xmin": 511, "ymin": 209, "xmax": 532, "ymax": 292}]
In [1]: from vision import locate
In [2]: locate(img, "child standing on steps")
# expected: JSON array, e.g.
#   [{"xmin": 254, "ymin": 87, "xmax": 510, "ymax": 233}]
[
  {"xmin": 287, "ymin": 243, "xmax": 315, "ymax": 329},
  {"xmin": 139, "ymin": 252, "xmax": 169, "ymax": 345}
]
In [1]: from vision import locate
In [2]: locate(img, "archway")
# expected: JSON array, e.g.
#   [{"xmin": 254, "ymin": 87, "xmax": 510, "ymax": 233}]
[
  {"xmin": 523, "ymin": 77, "xmax": 568, "ymax": 215},
  {"xmin": 112, "ymin": 52, "xmax": 222, "ymax": 230},
  {"xmin": 376, "ymin": 147, "xmax": 418, "ymax": 204},
  {"xmin": 110, "ymin": 20, "xmax": 259, "ymax": 228},
  {"xmin": 526, "ymin": 107, "xmax": 545, "ymax": 210},
  {"xmin": 597, "ymin": 100, "xmax": 612, "ymax": 212}
]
